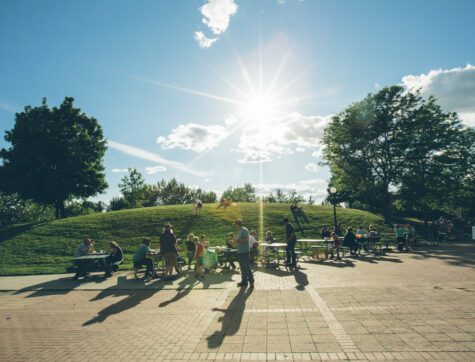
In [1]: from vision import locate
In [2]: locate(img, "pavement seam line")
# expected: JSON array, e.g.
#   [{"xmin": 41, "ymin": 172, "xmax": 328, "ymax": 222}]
[{"xmin": 306, "ymin": 286, "xmax": 360, "ymax": 354}]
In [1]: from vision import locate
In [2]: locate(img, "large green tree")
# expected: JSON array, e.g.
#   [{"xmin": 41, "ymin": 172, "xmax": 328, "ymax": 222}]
[{"xmin": 0, "ymin": 97, "xmax": 107, "ymax": 218}]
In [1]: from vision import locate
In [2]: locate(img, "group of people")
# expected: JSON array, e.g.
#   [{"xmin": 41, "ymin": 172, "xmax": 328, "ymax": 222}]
[{"xmin": 73, "ymin": 238, "xmax": 123, "ymax": 280}]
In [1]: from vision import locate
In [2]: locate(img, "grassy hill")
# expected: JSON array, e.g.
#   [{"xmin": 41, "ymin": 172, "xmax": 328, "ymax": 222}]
[{"xmin": 0, "ymin": 203, "xmax": 397, "ymax": 275}]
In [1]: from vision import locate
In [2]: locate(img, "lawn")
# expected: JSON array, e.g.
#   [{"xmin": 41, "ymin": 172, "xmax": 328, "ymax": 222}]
[{"xmin": 0, "ymin": 202, "xmax": 398, "ymax": 275}]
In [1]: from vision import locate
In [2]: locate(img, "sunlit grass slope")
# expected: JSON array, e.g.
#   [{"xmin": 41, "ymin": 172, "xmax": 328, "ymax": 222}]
[{"xmin": 0, "ymin": 203, "xmax": 395, "ymax": 275}]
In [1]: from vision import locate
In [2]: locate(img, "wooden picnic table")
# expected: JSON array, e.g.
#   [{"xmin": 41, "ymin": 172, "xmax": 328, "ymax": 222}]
[
  {"xmin": 297, "ymin": 239, "xmax": 332, "ymax": 257},
  {"xmin": 73, "ymin": 252, "xmax": 110, "ymax": 261},
  {"xmin": 260, "ymin": 242, "xmax": 288, "ymax": 266}
]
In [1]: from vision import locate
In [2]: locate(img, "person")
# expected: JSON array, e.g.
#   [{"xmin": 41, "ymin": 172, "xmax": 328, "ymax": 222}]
[
  {"xmin": 395, "ymin": 224, "xmax": 405, "ymax": 251},
  {"xmin": 194, "ymin": 199, "xmax": 203, "ymax": 214},
  {"xmin": 249, "ymin": 230, "xmax": 259, "ymax": 265},
  {"xmin": 234, "ymin": 219, "xmax": 254, "ymax": 288},
  {"xmin": 217, "ymin": 197, "xmax": 227, "ymax": 209},
  {"xmin": 368, "ymin": 224, "xmax": 378, "ymax": 236},
  {"xmin": 356, "ymin": 225, "xmax": 367, "ymax": 251},
  {"xmin": 221, "ymin": 232, "xmax": 237, "ymax": 270},
  {"xmin": 73, "ymin": 238, "xmax": 94, "ymax": 280},
  {"xmin": 186, "ymin": 233, "xmax": 195, "ymax": 270},
  {"xmin": 133, "ymin": 238, "xmax": 154, "ymax": 279},
  {"xmin": 321, "ymin": 225, "xmax": 331, "ymax": 239},
  {"xmin": 200, "ymin": 234, "xmax": 209, "ymax": 248},
  {"xmin": 160, "ymin": 223, "xmax": 178, "ymax": 280},
  {"xmin": 404, "ymin": 224, "xmax": 415, "ymax": 251},
  {"xmin": 104, "ymin": 241, "xmax": 123, "ymax": 277},
  {"xmin": 330, "ymin": 232, "xmax": 341, "ymax": 260},
  {"xmin": 193, "ymin": 236, "xmax": 205, "ymax": 278},
  {"xmin": 343, "ymin": 228, "xmax": 359, "ymax": 256},
  {"xmin": 283, "ymin": 217, "xmax": 297, "ymax": 267}
]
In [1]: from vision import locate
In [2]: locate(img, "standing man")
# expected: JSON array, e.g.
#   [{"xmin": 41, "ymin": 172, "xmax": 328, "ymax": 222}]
[
  {"xmin": 160, "ymin": 223, "xmax": 178, "ymax": 281},
  {"xmin": 234, "ymin": 219, "xmax": 254, "ymax": 289},
  {"xmin": 283, "ymin": 217, "xmax": 297, "ymax": 267}
]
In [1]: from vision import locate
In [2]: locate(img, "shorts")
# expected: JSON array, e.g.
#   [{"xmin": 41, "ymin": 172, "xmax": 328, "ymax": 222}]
[{"xmin": 164, "ymin": 252, "xmax": 177, "ymax": 267}]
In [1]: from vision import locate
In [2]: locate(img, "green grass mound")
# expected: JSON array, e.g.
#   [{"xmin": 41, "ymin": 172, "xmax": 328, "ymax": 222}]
[{"xmin": 0, "ymin": 203, "xmax": 395, "ymax": 275}]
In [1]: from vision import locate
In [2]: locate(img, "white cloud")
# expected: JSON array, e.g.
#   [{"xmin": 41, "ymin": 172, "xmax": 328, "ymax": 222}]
[
  {"xmin": 200, "ymin": 0, "xmax": 238, "ymax": 35},
  {"xmin": 111, "ymin": 168, "xmax": 129, "ymax": 173},
  {"xmin": 402, "ymin": 64, "xmax": 475, "ymax": 127},
  {"xmin": 305, "ymin": 162, "xmax": 319, "ymax": 173},
  {"xmin": 157, "ymin": 122, "xmax": 230, "ymax": 153},
  {"xmin": 237, "ymin": 113, "xmax": 332, "ymax": 163},
  {"xmin": 145, "ymin": 165, "xmax": 167, "ymax": 174},
  {"xmin": 107, "ymin": 140, "xmax": 208, "ymax": 178},
  {"xmin": 254, "ymin": 178, "xmax": 328, "ymax": 202},
  {"xmin": 194, "ymin": 0, "xmax": 238, "ymax": 48},
  {"xmin": 194, "ymin": 31, "xmax": 218, "ymax": 49}
]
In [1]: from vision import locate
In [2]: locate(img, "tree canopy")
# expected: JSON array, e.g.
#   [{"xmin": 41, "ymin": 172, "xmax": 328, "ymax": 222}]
[{"xmin": 0, "ymin": 97, "xmax": 107, "ymax": 218}]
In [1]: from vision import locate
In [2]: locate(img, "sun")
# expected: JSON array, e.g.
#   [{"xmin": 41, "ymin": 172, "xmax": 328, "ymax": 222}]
[{"xmin": 242, "ymin": 93, "xmax": 278, "ymax": 126}]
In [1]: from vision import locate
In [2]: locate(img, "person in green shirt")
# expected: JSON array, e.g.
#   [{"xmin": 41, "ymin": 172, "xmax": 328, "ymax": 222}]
[
  {"xmin": 394, "ymin": 224, "xmax": 405, "ymax": 252},
  {"xmin": 133, "ymin": 238, "xmax": 154, "ymax": 279}
]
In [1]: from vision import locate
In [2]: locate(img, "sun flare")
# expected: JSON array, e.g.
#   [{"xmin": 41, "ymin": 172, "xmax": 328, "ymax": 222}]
[{"xmin": 242, "ymin": 93, "xmax": 277, "ymax": 125}]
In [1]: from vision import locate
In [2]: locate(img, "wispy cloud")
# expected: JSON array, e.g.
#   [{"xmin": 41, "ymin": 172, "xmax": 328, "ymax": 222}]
[
  {"xmin": 0, "ymin": 97, "xmax": 21, "ymax": 114},
  {"xmin": 305, "ymin": 162, "xmax": 319, "ymax": 173},
  {"xmin": 194, "ymin": 0, "xmax": 238, "ymax": 48},
  {"xmin": 194, "ymin": 31, "xmax": 218, "ymax": 49},
  {"xmin": 145, "ymin": 165, "xmax": 167, "ymax": 174},
  {"xmin": 254, "ymin": 178, "xmax": 328, "ymax": 202},
  {"xmin": 111, "ymin": 168, "xmax": 129, "ymax": 173},
  {"xmin": 107, "ymin": 140, "xmax": 208, "ymax": 178}
]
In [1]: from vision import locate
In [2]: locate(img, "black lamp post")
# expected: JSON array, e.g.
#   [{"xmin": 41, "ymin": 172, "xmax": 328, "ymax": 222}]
[{"xmin": 328, "ymin": 187, "xmax": 338, "ymax": 233}]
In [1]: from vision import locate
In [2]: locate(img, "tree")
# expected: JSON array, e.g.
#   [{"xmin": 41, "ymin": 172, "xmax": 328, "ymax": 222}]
[
  {"xmin": 156, "ymin": 178, "xmax": 194, "ymax": 205},
  {"xmin": 193, "ymin": 188, "xmax": 217, "ymax": 203},
  {"xmin": 0, "ymin": 192, "xmax": 54, "ymax": 226},
  {"xmin": 222, "ymin": 183, "xmax": 257, "ymax": 202},
  {"xmin": 323, "ymin": 86, "xmax": 423, "ymax": 220},
  {"xmin": 0, "ymin": 97, "xmax": 107, "ymax": 218}
]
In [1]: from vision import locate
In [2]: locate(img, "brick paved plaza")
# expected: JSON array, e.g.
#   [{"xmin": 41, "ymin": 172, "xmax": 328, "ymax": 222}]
[{"xmin": 1, "ymin": 243, "xmax": 475, "ymax": 361}]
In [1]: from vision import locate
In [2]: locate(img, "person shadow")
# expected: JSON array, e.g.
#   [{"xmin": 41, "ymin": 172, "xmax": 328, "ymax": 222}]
[
  {"xmin": 158, "ymin": 274, "xmax": 199, "ymax": 307},
  {"xmin": 207, "ymin": 287, "xmax": 253, "ymax": 349},
  {"xmin": 289, "ymin": 266, "xmax": 309, "ymax": 291},
  {"xmin": 14, "ymin": 275, "xmax": 104, "ymax": 298},
  {"xmin": 83, "ymin": 276, "xmax": 162, "ymax": 326}
]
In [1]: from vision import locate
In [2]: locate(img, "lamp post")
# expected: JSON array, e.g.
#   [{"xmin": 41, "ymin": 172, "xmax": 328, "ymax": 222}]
[{"xmin": 328, "ymin": 187, "xmax": 338, "ymax": 234}]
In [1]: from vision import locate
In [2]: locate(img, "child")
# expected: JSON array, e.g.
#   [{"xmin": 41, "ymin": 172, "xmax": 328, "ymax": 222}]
[
  {"xmin": 186, "ymin": 233, "xmax": 195, "ymax": 270},
  {"xmin": 200, "ymin": 235, "xmax": 209, "ymax": 248},
  {"xmin": 330, "ymin": 232, "xmax": 341, "ymax": 260},
  {"xmin": 222, "ymin": 232, "xmax": 237, "ymax": 270},
  {"xmin": 193, "ymin": 236, "xmax": 205, "ymax": 278}
]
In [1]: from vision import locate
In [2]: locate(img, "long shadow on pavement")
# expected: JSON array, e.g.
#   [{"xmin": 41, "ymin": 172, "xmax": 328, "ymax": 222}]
[
  {"xmin": 258, "ymin": 265, "xmax": 309, "ymax": 291},
  {"xmin": 408, "ymin": 243, "xmax": 475, "ymax": 268},
  {"xmin": 158, "ymin": 274, "xmax": 199, "ymax": 307},
  {"xmin": 84, "ymin": 276, "xmax": 163, "ymax": 326},
  {"xmin": 207, "ymin": 287, "xmax": 253, "ymax": 349}
]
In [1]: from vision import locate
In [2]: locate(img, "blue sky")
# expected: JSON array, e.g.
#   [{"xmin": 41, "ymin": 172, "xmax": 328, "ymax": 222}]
[{"xmin": 1, "ymin": 0, "xmax": 474, "ymax": 203}]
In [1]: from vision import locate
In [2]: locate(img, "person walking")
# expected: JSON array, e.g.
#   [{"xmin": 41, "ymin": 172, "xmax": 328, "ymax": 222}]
[
  {"xmin": 160, "ymin": 223, "xmax": 178, "ymax": 281},
  {"xmin": 283, "ymin": 217, "xmax": 297, "ymax": 267},
  {"xmin": 234, "ymin": 219, "xmax": 254, "ymax": 289}
]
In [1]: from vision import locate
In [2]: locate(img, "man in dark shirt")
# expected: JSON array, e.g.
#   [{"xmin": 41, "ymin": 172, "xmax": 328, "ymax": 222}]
[
  {"xmin": 283, "ymin": 217, "xmax": 297, "ymax": 267},
  {"xmin": 160, "ymin": 223, "xmax": 177, "ymax": 280}
]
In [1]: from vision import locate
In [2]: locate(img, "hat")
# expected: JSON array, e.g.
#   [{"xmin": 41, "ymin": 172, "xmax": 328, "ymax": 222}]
[{"xmin": 164, "ymin": 223, "xmax": 173, "ymax": 228}]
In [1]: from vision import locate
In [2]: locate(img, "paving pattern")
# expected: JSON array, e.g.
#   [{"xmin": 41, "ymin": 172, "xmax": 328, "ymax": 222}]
[{"xmin": 1, "ymin": 243, "xmax": 475, "ymax": 361}]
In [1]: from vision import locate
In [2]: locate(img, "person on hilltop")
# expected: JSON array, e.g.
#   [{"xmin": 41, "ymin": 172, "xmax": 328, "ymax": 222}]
[
  {"xmin": 159, "ymin": 223, "xmax": 178, "ymax": 281},
  {"xmin": 283, "ymin": 217, "xmax": 297, "ymax": 267},
  {"xmin": 234, "ymin": 219, "xmax": 254, "ymax": 289},
  {"xmin": 194, "ymin": 199, "xmax": 203, "ymax": 214}
]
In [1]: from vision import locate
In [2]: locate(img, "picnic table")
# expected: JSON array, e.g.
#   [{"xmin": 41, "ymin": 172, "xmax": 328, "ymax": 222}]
[
  {"xmin": 297, "ymin": 239, "xmax": 333, "ymax": 258},
  {"xmin": 210, "ymin": 246, "xmax": 237, "ymax": 270},
  {"xmin": 71, "ymin": 252, "xmax": 110, "ymax": 273},
  {"xmin": 260, "ymin": 242, "xmax": 288, "ymax": 266},
  {"xmin": 73, "ymin": 252, "xmax": 110, "ymax": 261}
]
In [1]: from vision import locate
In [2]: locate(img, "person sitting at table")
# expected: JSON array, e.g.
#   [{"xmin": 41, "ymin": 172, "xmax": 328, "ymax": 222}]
[
  {"xmin": 73, "ymin": 238, "xmax": 94, "ymax": 280},
  {"xmin": 343, "ymin": 228, "xmax": 359, "ymax": 256},
  {"xmin": 104, "ymin": 241, "xmax": 123, "ymax": 277},
  {"xmin": 160, "ymin": 223, "xmax": 178, "ymax": 281},
  {"xmin": 133, "ymin": 238, "xmax": 154, "ymax": 279},
  {"xmin": 368, "ymin": 224, "xmax": 378, "ymax": 236},
  {"xmin": 321, "ymin": 225, "xmax": 331, "ymax": 239},
  {"xmin": 194, "ymin": 236, "xmax": 205, "ymax": 278},
  {"xmin": 356, "ymin": 226, "xmax": 366, "ymax": 238},
  {"xmin": 221, "ymin": 232, "xmax": 237, "ymax": 270},
  {"xmin": 330, "ymin": 232, "xmax": 341, "ymax": 260},
  {"xmin": 186, "ymin": 233, "xmax": 195, "ymax": 270},
  {"xmin": 249, "ymin": 230, "xmax": 259, "ymax": 265}
]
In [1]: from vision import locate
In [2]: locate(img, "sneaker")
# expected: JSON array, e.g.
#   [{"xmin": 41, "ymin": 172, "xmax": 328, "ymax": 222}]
[{"xmin": 237, "ymin": 282, "xmax": 248, "ymax": 287}]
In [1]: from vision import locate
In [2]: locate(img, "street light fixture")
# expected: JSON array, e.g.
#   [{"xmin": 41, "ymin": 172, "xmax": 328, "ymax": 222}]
[{"xmin": 328, "ymin": 187, "xmax": 338, "ymax": 234}]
